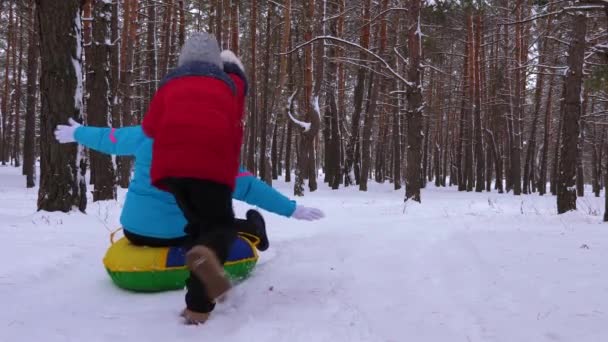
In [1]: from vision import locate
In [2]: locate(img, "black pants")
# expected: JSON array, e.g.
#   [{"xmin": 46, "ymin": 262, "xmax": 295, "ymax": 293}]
[
  {"xmin": 124, "ymin": 219, "xmax": 259, "ymax": 248},
  {"xmin": 162, "ymin": 177, "xmax": 237, "ymax": 313}
]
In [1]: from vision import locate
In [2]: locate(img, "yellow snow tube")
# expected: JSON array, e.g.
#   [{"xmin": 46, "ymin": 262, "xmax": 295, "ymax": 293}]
[{"xmin": 103, "ymin": 230, "xmax": 259, "ymax": 292}]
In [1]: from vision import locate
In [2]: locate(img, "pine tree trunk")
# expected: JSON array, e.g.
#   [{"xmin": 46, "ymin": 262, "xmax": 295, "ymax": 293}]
[
  {"xmin": 605, "ymin": 142, "xmax": 608, "ymax": 221},
  {"xmin": 405, "ymin": 0, "xmax": 423, "ymax": 203},
  {"xmin": 230, "ymin": 1, "xmax": 239, "ymax": 53},
  {"xmin": 23, "ymin": 0, "xmax": 39, "ymax": 188},
  {"xmin": 473, "ymin": 14, "xmax": 484, "ymax": 192},
  {"xmin": 457, "ymin": 29, "xmax": 470, "ymax": 190},
  {"xmin": 511, "ymin": 0, "xmax": 525, "ymax": 195},
  {"xmin": 160, "ymin": 0, "xmax": 173, "ymax": 80},
  {"xmin": 592, "ymin": 123, "xmax": 603, "ymax": 197},
  {"xmin": 557, "ymin": 13, "xmax": 587, "ymax": 214},
  {"xmin": 247, "ymin": 0, "xmax": 257, "ymax": 174},
  {"xmin": 36, "ymin": 0, "xmax": 87, "ymax": 212},
  {"xmin": 117, "ymin": 0, "xmax": 139, "ymax": 188},
  {"xmin": 271, "ymin": 122, "xmax": 279, "ymax": 180},
  {"xmin": 422, "ymin": 116, "xmax": 431, "ymax": 187},
  {"xmin": 1, "ymin": 3, "xmax": 13, "ymax": 165},
  {"xmin": 551, "ymin": 93, "xmax": 564, "ymax": 196},
  {"xmin": 576, "ymin": 106, "xmax": 587, "ymax": 197},
  {"xmin": 278, "ymin": 120, "xmax": 286, "ymax": 176},
  {"xmin": 285, "ymin": 120, "xmax": 293, "ymax": 182},
  {"xmin": 88, "ymin": 0, "xmax": 116, "ymax": 201},
  {"xmin": 12, "ymin": 13, "xmax": 25, "ymax": 168},
  {"xmin": 146, "ymin": 0, "xmax": 158, "ymax": 110},
  {"xmin": 538, "ymin": 61, "xmax": 556, "ymax": 196},
  {"xmin": 344, "ymin": 1, "xmax": 370, "ymax": 187},
  {"xmin": 259, "ymin": 6, "xmax": 273, "ymax": 185}
]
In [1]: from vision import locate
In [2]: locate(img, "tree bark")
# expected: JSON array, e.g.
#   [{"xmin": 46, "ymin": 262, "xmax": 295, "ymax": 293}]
[
  {"xmin": 117, "ymin": 0, "xmax": 139, "ymax": 188},
  {"xmin": 344, "ymin": 0, "xmax": 370, "ymax": 187},
  {"xmin": 230, "ymin": 1, "xmax": 239, "ymax": 54},
  {"xmin": 87, "ymin": 0, "xmax": 116, "ymax": 201},
  {"xmin": 247, "ymin": 0, "xmax": 258, "ymax": 174},
  {"xmin": 538, "ymin": 58, "xmax": 556, "ymax": 195},
  {"xmin": 557, "ymin": 13, "xmax": 587, "ymax": 214},
  {"xmin": 36, "ymin": 0, "xmax": 87, "ymax": 212},
  {"xmin": 473, "ymin": 14, "xmax": 484, "ymax": 192},
  {"xmin": 259, "ymin": 5, "xmax": 273, "ymax": 184},
  {"xmin": 12, "ymin": 12, "xmax": 25, "ymax": 168},
  {"xmin": 23, "ymin": 0, "xmax": 39, "ymax": 188},
  {"xmin": 1, "ymin": 3, "xmax": 14, "ymax": 165},
  {"xmin": 405, "ymin": 0, "xmax": 423, "ymax": 203},
  {"xmin": 146, "ymin": 0, "xmax": 158, "ymax": 110}
]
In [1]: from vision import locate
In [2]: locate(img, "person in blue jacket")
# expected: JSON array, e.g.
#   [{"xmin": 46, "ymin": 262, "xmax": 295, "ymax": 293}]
[{"xmin": 54, "ymin": 119, "xmax": 324, "ymax": 252}]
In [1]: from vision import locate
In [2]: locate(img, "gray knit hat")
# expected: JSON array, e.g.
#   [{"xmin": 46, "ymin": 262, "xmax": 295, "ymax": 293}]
[{"xmin": 177, "ymin": 32, "xmax": 222, "ymax": 68}]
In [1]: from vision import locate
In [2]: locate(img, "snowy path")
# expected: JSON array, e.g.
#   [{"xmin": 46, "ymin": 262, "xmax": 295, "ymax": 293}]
[{"xmin": 1, "ymin": 166, "xmax": 607, "ymax": 342}]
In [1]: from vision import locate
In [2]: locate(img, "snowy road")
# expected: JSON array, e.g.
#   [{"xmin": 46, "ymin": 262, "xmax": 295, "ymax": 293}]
[{"xmin": 1, "ymin": 166, "xmax": 607, "ymax": 342}]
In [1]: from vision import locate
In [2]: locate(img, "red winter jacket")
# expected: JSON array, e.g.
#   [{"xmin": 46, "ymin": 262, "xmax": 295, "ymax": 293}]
[{"xmin": 142, "ymin": 62, "xmax": 247, "ymax": 191}]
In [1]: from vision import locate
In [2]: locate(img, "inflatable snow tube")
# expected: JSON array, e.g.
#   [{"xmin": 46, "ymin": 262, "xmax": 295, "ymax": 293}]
[{"xmin": 103, "ymin": 232, "xmax": 259, "ymax": 292}]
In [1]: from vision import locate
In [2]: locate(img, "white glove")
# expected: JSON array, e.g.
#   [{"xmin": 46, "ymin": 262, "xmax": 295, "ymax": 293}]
[
  {"xmin": 291, "ymin": 206, "xmax": 325, "ymax": 221},
  {"xmin": 54, "ymin": 118, "xmax": 81, "ymax": 143}
]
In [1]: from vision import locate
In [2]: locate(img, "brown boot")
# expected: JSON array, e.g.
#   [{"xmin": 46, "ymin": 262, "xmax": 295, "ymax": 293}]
[
  {"xmin": 181, "ymin": 308, "xmax": 210, "ymax": 325},
  {"xmin": 186, "ymin": 245, "xmax": 232, "ymax": 301}
]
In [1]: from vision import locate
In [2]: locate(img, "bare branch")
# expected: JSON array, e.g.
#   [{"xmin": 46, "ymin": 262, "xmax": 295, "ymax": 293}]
[
  {"xmin": 286, "ymin": 90, "xmax": 311, "ymax": 132},
  {"xmin": 281, "ymin": 35, "xmax": 413, "ymax": 87}
]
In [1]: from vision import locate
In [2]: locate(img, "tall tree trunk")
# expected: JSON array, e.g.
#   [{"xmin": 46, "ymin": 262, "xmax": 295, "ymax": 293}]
[
  {"xmin": 576, "ymin": 92, "xmax": 588, "ymax": 197},
  {"xmin": 294, "ymin": 0, "xmax": 319, "ymax": 195},
  {"xmin": 285, "ymin": 120, "xmax": 293, "ymax": 182},
  {"xmin": 117, "ymin": 0, "xmax": 139, "ymax": 188},
  {"xmin": 159, "ymin": 0, "xmax": 173, "ymax": 79},
  {"xmin": 344, "ymin": 0, "xmax": 370, "ymax": 187},
  {"xmin": 23, "ymin": 0, "xmax": 39, "ymax": 188},
  {"xmin": 36, "ymin": 0, "xmax": 87, "ymax": 212},
  {"xmin": 276, "ymin": 0, "xmax": 292, "ymax": 180},
  {"xmin": 474, "ymin": 14, "xmax": 484, "ymax": 192},
  {"xmin": 247, "ymin": 0, "xmax": 258, "ymax": 174},
  {"xmin": 605, "ymin": 140, "xmax": 608, "ymax": 221},
  {"xmin": 146, "ymin": 0, "xmax": 158, "ymax": 110},
  {"xmin": 88, "ymin": 0, "xmax": 116, "ymax": 201},
  {"xmin": 361, "ymin": 0, "xmax": 388, "ymax": 190},
  {"xmin": 360, "ymin": 70, "xmax": 380, "ymax": 191},
  {"xmin": 557, "ymin": 14, "xmax": 587, "ymax": 214},
  {"xmin": 230, "ymin": 1, "xmax": 239, "ymax": 54},
  {"xmin": 1, "ymin": 3, "xmax": 14, "ymax": 165},
  {"xmin": 511, "ymin": 0, "xmax": 525, "ymax": 195},
  {"xmin": 259, "ymin": 5, "xmax": 273, "ymax": 184},
  {"xmin": 538, "ymin": 59, "xmax": 556, "ymax": 195},
  {"xmin": 12, "ymin": 13, "xmax": 25, "ymax": 168},
  {"xmin": 457, "ymin": 27, "xmax": 470, "ymax": 191},
  {"xmin": 325, "ymin": 0, "xmax": 340, "ymax": 189},
  {"xmin": 271, "ymin": 122, "xmax": 279, "ymax": 180},
  {"xmin": 592, "ymin": 122, "xmax": 604, "ymax": 197},
  {"xmin": 551, "ymin": 92, "xmax": 564, "ymax": 196},
  {"xmin": 405, "ymin": 0, "xmax": 423, "ymax": 203},
  {"xmin": 278, "ymin": 120, "xmax": 286, "ymax": 176}
]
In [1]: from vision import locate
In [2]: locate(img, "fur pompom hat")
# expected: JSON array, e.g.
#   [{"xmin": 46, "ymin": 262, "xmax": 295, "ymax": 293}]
[{"xmin": 177, "ymin": 32, "xmax": 222, "ymax": 69}]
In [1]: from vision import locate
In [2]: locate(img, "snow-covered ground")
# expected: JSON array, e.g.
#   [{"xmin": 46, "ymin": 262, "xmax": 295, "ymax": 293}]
[{"xmin": 1, "ymin": 165, "xmax": 607, "ymax": 342}]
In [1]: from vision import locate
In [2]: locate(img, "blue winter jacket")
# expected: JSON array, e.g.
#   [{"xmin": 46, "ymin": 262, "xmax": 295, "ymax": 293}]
[{"xmin": 74, "ymin": 125, "xmax": 296, "ymax": 239}]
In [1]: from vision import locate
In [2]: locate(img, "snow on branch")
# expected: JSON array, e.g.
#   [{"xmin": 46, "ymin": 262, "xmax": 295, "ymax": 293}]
[
  {"xmin": 281, "ymin": 35, "xmax": 414, "ymax": 88},
  {"xmin": 286, "ymin": 90, "xmax": 311, "ymax": 132}
]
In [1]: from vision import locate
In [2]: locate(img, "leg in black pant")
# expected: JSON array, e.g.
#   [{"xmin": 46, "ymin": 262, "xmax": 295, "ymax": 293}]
[
  {"xmin": 162, "ymin": 178, "xmax": 237, "ymax": 316},
  {"xmin": 234, "ymin": 210, "xmax": 269, "ymax": 251}
]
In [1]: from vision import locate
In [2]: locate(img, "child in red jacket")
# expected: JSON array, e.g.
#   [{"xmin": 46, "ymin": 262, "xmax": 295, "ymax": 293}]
[{"xmin": 141, "ymin": 32, "xmax": 248, "ymax": 325}]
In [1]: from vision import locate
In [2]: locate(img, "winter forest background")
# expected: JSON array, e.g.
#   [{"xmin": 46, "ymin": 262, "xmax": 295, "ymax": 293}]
[{"xmin": 0, "ymin": 0, "xmax": 607, "ymax": 215}]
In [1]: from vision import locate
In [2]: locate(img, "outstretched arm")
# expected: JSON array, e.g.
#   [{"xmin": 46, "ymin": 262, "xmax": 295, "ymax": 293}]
[
  {"xmin": 65, "ymin": 123, "xmax": 146, "ymax": 156},
  {"xmin": 233, "ymin": 169, "xmax": 296, "ymax": 217},
  {"xmin": 233, "ymin": 168, "xmax": 325, "ymax": 220}
]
